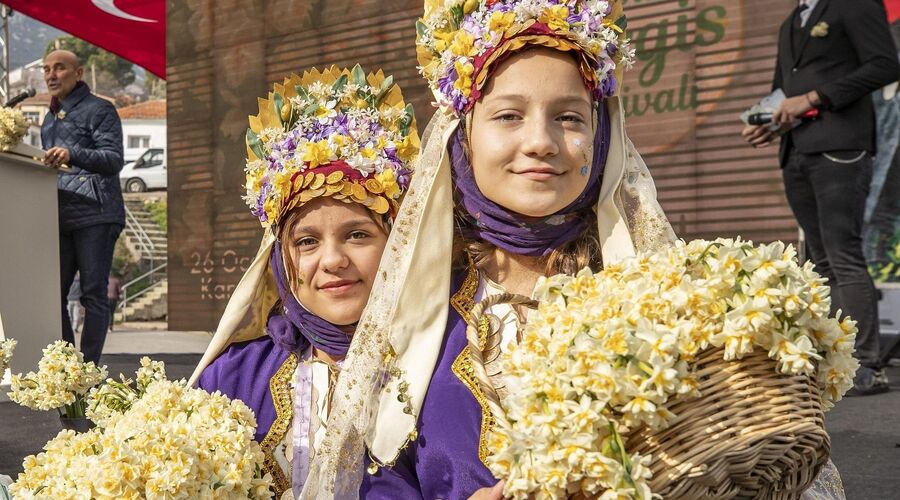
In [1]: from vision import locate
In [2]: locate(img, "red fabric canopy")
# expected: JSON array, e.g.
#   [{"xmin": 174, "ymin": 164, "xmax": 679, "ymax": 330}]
[
  {"xmin": 887, "ymin": 0, "xmax": 900, "ymax": 23},
  {"xmin": 4, "ymin": 0, "xmax": 165, "ymax": 78}
]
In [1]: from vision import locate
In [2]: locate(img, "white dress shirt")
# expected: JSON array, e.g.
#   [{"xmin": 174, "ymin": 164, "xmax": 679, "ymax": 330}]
[{"xmin": 799, "ymin": 0, "xmax": 820, "ymax": 27}]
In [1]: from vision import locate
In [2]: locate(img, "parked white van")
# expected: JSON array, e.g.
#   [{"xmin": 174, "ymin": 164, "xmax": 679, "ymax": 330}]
[{"xmin": 120, "ymin": 147, "xmax": 166, "ymax": 192}]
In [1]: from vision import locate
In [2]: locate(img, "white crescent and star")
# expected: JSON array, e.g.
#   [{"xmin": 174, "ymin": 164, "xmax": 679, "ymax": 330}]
[{"xmin": 91, "ymin": 0, "xmax": 157, "ymax": 23}]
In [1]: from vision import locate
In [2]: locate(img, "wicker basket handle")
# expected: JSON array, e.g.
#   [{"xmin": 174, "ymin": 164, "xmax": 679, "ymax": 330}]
[{"xmin": 464, "ymin": 292, "xmax": 539, "ymax": 430}]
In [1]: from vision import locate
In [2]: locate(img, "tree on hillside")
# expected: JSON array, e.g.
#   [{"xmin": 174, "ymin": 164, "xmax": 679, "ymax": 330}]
[
  {"xmin": 45, "ymin": 36, "xmax": 135, "ymax": 94},
  {"xmin": 145, "ymin": 73, "xmax": 166, "ymax": 99}
]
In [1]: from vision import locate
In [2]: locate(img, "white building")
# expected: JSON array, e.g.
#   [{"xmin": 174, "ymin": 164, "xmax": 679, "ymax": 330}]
[
  {"xmin": 9, "ymin": 59, "xmax": 48, "ymax": 97},
  {"xmin": 18, "ymin": 92, "xmax": 50, "ymax": 147},
  {"xmin": 118, "ymin": 100, "xmax": 166, "ymax": 162}
]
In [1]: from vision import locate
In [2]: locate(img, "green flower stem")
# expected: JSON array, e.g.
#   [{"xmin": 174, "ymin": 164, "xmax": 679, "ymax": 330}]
[
  {"xmin": 608, "ymin": 422, "xmax": 642, "ymax": 500},
  {"xmin": 62, "ymin": 395, "xmax": 87, "ymax": 419}
]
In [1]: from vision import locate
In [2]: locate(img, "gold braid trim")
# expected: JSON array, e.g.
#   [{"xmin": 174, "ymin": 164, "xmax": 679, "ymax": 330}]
[
  {"xmin": 260, "ymin": 352, "xmax": 299, "ymax": 497},
  {"xmin": 449, "ymin": 263, "xmax": 495, "ymax": 465}
]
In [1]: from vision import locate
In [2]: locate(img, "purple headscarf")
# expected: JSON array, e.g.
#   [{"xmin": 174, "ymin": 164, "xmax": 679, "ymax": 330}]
[
  {"xmin": 449, "ymin": 103, "xmax": 611, "ymax": 257},
  {"xmin": 266, "ymin": 243, "xmax": 352, "ymax": 358}
]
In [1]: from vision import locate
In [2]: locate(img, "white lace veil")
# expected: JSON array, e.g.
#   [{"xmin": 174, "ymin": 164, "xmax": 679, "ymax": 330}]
[{"xmin": 299, "ymin": 94, "xmax": 676, "ymax": 499}]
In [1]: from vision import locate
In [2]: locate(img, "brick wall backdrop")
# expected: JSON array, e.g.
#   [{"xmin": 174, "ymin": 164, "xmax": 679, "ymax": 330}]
[{"xmin": 167, "ymin": 0, "xmax": 796, "ymax": 330}]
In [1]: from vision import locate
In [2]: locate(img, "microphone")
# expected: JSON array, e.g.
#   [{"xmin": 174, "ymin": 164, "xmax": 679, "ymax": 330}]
[
  {"xmin": 747, "ymin": 108, "xmax": 819, "ymax": 125},
  {"xmin": 4, "ymin": 88, "xmax": 36, "ymax": 108}
]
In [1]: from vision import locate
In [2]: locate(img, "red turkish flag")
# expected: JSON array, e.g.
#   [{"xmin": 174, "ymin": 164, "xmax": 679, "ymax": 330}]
[
  {"xmin": 887, "ymin": 0, "xmax": 900, "ymax": 23},
  {"xmin": 4, "ymin": 0, "xmax": 165, "ymax": 78}
]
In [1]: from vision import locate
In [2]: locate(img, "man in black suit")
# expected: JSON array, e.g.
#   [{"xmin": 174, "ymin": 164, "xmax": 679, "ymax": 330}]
[{"xmin": 743, "ymin": 0, "xmax": 898, "ymax": 395}]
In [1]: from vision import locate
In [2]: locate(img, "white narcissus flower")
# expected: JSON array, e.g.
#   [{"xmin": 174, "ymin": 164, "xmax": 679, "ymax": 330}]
[{"xmin": 771, "ymin": 335, "xmax": 822, "ymax": 375}]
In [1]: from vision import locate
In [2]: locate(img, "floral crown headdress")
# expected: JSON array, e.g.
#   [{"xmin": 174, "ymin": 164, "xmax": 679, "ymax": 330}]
[
  {"xmin": 416, "ymin": 0, "xmax": 633, "ymax": 115},
  {"xmin": 244, "ymin": 65, "xmax": 419, "ymax": 230}
]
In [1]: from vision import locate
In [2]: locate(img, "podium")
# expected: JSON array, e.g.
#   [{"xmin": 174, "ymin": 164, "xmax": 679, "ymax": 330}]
[{"xmin": 0, "ymin": 144, "xmax": 59, "ymax": 402}]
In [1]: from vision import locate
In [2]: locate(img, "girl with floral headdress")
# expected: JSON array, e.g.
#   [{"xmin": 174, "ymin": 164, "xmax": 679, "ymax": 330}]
[
  {"xmin": 186, "ymin": 65, "xmax": 418, "ymax": 499},
  {"xmin": 301, "ymin": 2, "xmax": 844, "ymax": 500},
  {"xmin": 299, "ymin": 2, "xmax": 673, "ymax": 499}
]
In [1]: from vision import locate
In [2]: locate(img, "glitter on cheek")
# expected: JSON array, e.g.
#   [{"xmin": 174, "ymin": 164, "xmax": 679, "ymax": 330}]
[{"xmin": 574, "ymin": 139, "xmax": 590, "ymax": 176}]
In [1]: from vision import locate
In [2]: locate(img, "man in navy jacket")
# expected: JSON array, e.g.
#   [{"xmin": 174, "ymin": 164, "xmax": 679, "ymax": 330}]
[
  {"xmin": 41, "ymin": 50, "xmax": 125, "ymax": 364},
  {"xmin": 743, "ymin": 0, "xmax": 899, "ymax": 395}
]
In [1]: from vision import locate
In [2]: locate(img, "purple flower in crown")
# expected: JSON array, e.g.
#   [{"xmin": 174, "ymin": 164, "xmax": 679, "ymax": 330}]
[
  {"xmin": 567, "ymin": 9, "xmax": 587, "ymax": 27},
  {"xmin": 268, "ymin": 156, "xmax": 280, "ymax": 172},
  {"xmin": 328, "ymin": 113, "xmax": 350, "ymax": 136},
  {"xmin": 253, "ymin": 184, "xmax": 270, "ymax": 219},
  {"xmin": 437, "ymin": 66, "xmax": 469, "ymax": 111},
  {"xmin": 309, "ymin": 120, "xmax": 329, "ymax": 141},
  {"xmin": 395, "ymin": 167, "xmax": 412, "ymax": 191},
  {"xmin": 607, "ymin": 42, "xmax": 618, "ymax": 57},
  {"xmin": 599, "ymin": 73, "xmax": 617, "ymax": 98},
  {"xmin": 438, "ymin": 69, "xmax": 457, "ymax": 100},
  {"xmin": 383, "ymin": 146, "xmax": 401, "ymax": 165},
  {"xmin": 461, "ymin": 13, "xmax": 487, "ymax": 39}
]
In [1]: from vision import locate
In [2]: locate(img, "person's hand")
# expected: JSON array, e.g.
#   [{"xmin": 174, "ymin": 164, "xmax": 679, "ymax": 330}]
[
  {"xmin": 741, "ymin": 124, "xmax": 780, "ymax": 148},
  {"xmin": 468, "ymin": 481, "xmax": 505, "ymax": 500},
  {"xmin": 772, "ymin": 92, "xmax": 817, "ymax": 125},
  {"xmin": 44, "ymin": 147, "xmax": 70, "ymax": 168}
]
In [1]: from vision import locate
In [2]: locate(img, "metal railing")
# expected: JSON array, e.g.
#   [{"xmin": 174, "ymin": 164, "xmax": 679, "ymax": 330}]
[
  {"xmin": 118, "ymin": 203, "xmax": 167, "ymax": 322},
  {"xmin": 124, "ymin": 203, "xmax": 158, "ymax": 271},
  {"xmin": 118, "ymin": 262, "xmax": 167, "ymax": 322}
]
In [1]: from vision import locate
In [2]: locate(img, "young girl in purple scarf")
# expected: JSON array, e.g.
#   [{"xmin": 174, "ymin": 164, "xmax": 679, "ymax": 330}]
[
  {"xmin": 298, "ymin": 2, "xmax": 676, "ymax": 499},
  {"xmin": 186, "ymin": 66, "xmax": 418, "ymax": 499}
]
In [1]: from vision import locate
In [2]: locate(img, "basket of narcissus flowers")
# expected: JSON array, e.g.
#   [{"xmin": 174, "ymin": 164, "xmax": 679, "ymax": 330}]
[
  {"xmin": 10, "ymin": 358, "xmax": 273, "ymax": 500},
  {"xmin": 465, "ymin": 238, "xmax": 857, "ymax": 500}
]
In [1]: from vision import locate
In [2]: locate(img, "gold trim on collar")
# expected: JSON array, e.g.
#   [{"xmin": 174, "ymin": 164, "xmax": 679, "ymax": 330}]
[
  {"xmin": 261, "ymin": 352, "xmax": 299, "ymax": 497},
  {"xmin": 450, "ymin": 262, "xmax": 478, "ymax": 323},
  {"xmin": 449, "ymin": 262, "xmax": 495, "ymax": 465}
]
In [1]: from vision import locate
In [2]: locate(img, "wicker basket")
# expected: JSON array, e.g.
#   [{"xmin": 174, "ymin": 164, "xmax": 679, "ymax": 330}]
[
  {"xmin": 625, "ymin": 346, "xmax": 829, "ymax": 500},
  {"xmin": 465, "ymin": 293, "xmax": 830, "ymax": 500}
]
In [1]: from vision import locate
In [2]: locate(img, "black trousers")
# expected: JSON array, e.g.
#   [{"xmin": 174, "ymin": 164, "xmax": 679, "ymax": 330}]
[
  {"xmin": 59, "ymin": 223, "xmax": 121, "ymax": 364},
  {"xmin": 783, "ymin": 147, "xmax": 880, "ymax": 368}
]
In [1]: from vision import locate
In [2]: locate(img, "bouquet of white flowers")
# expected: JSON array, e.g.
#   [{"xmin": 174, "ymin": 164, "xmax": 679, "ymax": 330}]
[
  {"xmin": 7, "ymin": 341, "xmax": 106, "ymax": 418},
  {"xmin": 0, "ymin": 338, "xmax": 15, "ymax": 374},
  {"xmin": 10, "ymin": 377, "xmax": 273, "ymax": 499},
  {"xmin": 0, "ymin": 107, "xmax": 28, "ymax": 152},
  {"xmin": 477, "ymin": 238, "xmax": 857, "ymax": 499}
]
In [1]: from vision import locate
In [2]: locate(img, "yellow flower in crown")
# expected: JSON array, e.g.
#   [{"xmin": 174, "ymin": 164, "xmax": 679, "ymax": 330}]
[
  {"xmin": 539, "ymin": 5, "xmax": 571, "ymax": 32},
  {"xmin": 488, "ymin": 10, "xmax": 516, "ymax": 35},
  {"xmin": 243, "ymin": 65, "xmax": 419, "ymax": 229},
  {"xmin": 415, "ymin": 0, "xmax": 635, "ymax": 115}
]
